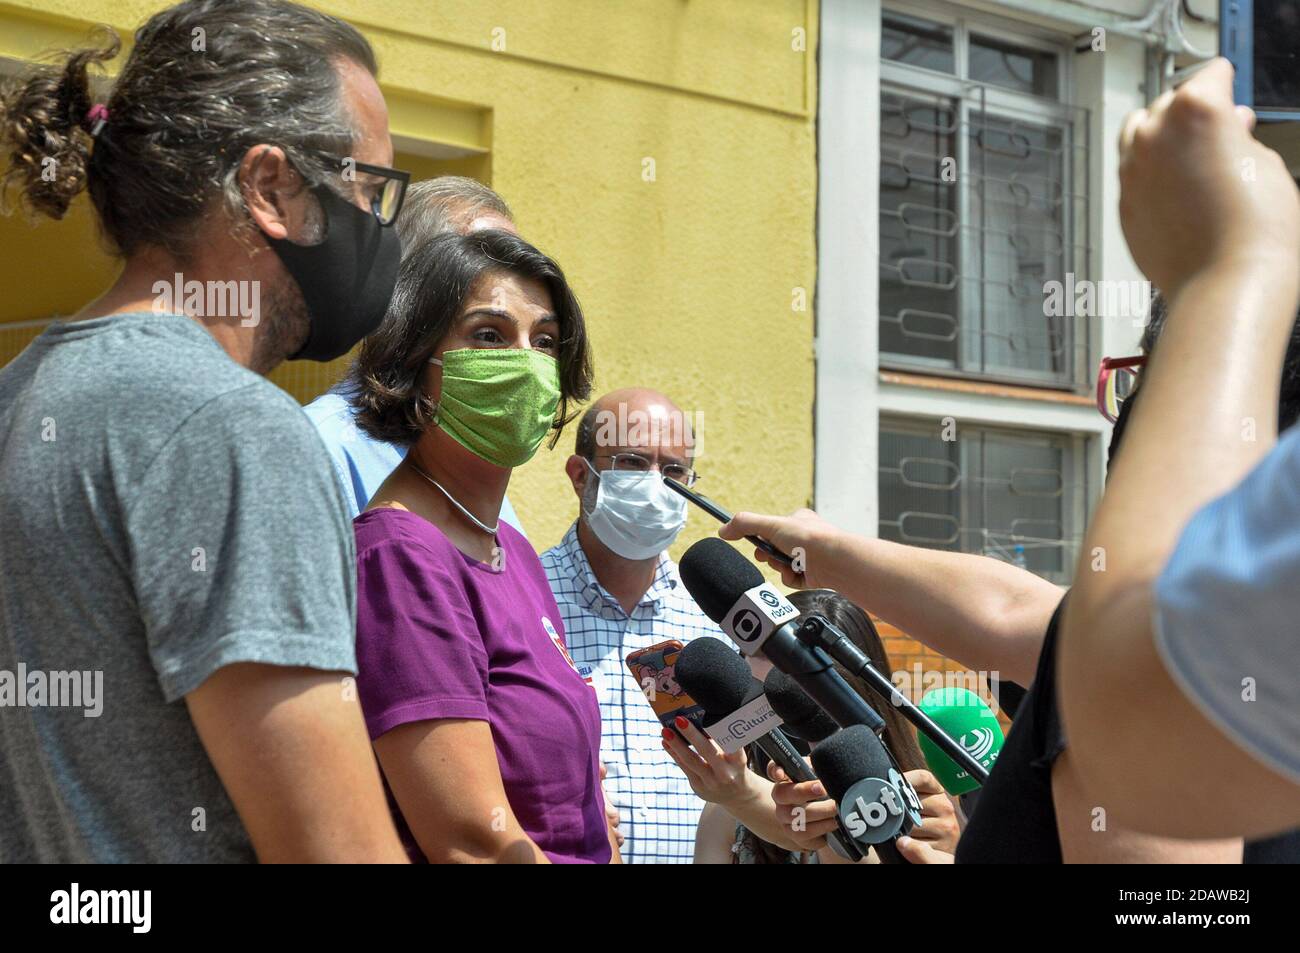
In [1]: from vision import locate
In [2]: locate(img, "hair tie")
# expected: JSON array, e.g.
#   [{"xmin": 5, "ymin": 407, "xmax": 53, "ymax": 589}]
[{"xmin": 85, "ymin": 103, "xmax": 110, "ymax": 137}]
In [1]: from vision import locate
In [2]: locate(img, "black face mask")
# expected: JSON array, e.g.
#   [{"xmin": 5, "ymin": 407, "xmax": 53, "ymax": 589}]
[{"xmin": 267, "ymin": 183, "xmax": 402, "ymax": 362}]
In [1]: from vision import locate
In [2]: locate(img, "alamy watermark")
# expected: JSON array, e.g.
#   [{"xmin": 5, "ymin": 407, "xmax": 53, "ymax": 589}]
[
  {"xmin": 889, "ymin": 663, "xmax": 1001, "ymax": 716},
  {"xmin": 0, "ymin": 664, "xmax": 103, "ymax": 717},
  {"xmin": 153, "ymin": 273, "xmax": 260, "ymax": 327},
  {"xmin": 1043, "ymin": 273, "xmax": 1152, "ymax": 325}
]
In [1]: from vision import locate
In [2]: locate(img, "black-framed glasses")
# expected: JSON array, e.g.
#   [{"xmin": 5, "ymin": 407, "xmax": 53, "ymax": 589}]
[
  {"xmin": 296, "ymin": 147, "xmax": 410, "ymax": 226},
  {"xmin": 592, "ymin": 452, "xmax": 698, "ymax": 487}
]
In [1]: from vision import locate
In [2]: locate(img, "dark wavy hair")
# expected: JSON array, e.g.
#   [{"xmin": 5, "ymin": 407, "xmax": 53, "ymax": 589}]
[
  {"xmin": 347, "ymin": 228, "xmax": 594, "ymax": 449},
  {"xmin": 0, "ymin": 0, "xmax": 376, "ymax": 260}
]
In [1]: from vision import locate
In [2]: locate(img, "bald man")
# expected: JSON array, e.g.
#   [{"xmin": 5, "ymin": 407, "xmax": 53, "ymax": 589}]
[{"xmin": 540, "ymin": 389, "xmax": 720, "ymax": 863}]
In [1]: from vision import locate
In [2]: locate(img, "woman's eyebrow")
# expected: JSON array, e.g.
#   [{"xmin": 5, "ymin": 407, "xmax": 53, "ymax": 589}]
[{"xmin": 461, "ymin": 307, "xmax": 519, "ymax": 326}]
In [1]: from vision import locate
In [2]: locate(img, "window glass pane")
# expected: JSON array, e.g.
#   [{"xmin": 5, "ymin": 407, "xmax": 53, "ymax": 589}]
[
  {"xmin": 966, "ymin": 112, "xmax": 1070, "ymax": 381},
  {"xmin": 882, "ymin": 13, "xmax": 955, "ymax": 74},
  {"xmin": 974, "ymin": 429, "xmax": 1068, "ymax": 579},
  {"xmin": 878, "ymin": 420, "xmax": 1080, "ymax": 583},
  {"xmin": 969, "ymin": 35, "xmax": 1058, "ymax": 98},
  {"xmin": 879, "ymin": 91, "xmax": 959, "ymax": 368}
]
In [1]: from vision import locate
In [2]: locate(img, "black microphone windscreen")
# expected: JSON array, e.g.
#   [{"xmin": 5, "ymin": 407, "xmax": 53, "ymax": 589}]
[
  {"xmin": 678, "ymin": 538, "xmax": 764, "ymax": 623},
  {"xmin": 811, "ymin": 725, "xmax": 894, "ymax": 805},
  {"xmin": 764, "ymin": 667, "xmax": 840, "ymax": 743},
  {"xmin": 675, "ymin": 637, "xmax": 761, "ymax": 720}
]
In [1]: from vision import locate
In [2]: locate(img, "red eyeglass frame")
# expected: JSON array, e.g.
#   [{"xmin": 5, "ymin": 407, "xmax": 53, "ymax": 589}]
[{"xmin": 1096, "ymin": 355, "xmax": 1147, "ymax": 423}]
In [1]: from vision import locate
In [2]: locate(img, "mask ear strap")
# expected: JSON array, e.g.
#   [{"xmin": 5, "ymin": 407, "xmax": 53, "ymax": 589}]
[
  {"xmin": 580, "ymin": 457, "xmax": 601, "ymax": 515},
  {"xmin": 427, "ymin": 355, "xmax": 443, "ymax": 423}
]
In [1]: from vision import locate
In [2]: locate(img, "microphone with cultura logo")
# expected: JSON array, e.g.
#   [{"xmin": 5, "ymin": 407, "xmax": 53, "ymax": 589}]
[
  {"xmin": 677, "ymin": 538, "xmax": 885, "ymax": 734},
  {"xmin": 916, "ymin": 687, "xmax": 1004, "ymax": 795},
  {"xmin": 812, "ymin": 724, "xmax": 925, "ymax": 863},
  {"xmin": 674, "ymin": 637, "xmax": 863, "ymax": 861},
  {"xmin": 674, "ymin": 637, "xmax": 807, "ymax": 773}
]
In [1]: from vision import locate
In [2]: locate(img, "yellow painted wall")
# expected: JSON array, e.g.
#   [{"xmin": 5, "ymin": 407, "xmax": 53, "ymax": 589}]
[{"xmin": 0, "ymin": 0, "xmax": 818, "ymax": 558}]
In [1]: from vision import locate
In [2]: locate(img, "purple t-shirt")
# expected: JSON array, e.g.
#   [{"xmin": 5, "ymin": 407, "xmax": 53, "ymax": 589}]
[{"xmin": 353, "ymin": 508, "xmax": 610, "ymax": 864}]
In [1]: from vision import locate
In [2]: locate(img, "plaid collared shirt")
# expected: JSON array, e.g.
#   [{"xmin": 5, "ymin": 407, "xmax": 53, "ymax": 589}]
[{"xmin": 541, "ymin": 522, "xmax": 720, "ymax": 863}]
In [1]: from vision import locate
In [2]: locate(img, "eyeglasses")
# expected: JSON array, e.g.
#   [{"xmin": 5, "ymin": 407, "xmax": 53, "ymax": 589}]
[
  {"xmin": 296, "ymin": 147, "xmax": 410, "ymax": 226},
  {"xmin": 1096, "ymin": 355, "xmax": 1146, "ymax": 423},
  {"xmin": 592, "ymin": 453, "xmax": 699, "ymax": 487}
]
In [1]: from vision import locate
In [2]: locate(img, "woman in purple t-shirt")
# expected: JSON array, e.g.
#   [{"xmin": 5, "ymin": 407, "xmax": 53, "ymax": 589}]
[{"xmin": 342, "ymin": 229, "xmax": 613, "ymax": 863}]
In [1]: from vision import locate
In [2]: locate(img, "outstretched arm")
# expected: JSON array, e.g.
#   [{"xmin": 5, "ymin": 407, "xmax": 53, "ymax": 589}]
[{"xmin": 720, "ymin": 509, "xmax": 1062, "ymax": 685}]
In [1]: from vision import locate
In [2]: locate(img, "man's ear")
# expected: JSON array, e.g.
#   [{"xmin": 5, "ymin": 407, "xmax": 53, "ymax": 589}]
[
  {"xmin": 238, "ymin": 144, "xmax": 302, "ymax": 242},
  {"xmin": 565, "ymin": 454, "xmax": 588, "ymax": 500}
]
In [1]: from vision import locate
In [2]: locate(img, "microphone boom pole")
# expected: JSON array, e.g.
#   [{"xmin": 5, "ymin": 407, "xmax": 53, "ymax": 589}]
[{"xmin": 793, "ymin": 616, "xmax": 990, "ymax": 784}]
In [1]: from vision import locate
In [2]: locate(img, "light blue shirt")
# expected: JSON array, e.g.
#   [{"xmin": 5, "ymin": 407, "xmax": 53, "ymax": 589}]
[
  {"xmin": 303, "ymin": 390, "xmax": 525, "ymax": 535},
  {"xmin": 1153, "ymin": 424, "xmax": 1300, "ymax": 784},
  {"xmin": 540, "ymin": 522, "xmax": 722, "ymax": 863}
]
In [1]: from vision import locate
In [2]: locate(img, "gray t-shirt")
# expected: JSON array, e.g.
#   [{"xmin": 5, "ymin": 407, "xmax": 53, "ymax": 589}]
[{"xmin": 0, "ymin": 312, "xmax": 358, "ymax": 862}]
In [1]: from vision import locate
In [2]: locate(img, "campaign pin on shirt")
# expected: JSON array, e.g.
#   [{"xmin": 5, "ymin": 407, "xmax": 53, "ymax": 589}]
[{"xmin": 542, "ymin": 615, "xmax": 589, "ymax": 682}]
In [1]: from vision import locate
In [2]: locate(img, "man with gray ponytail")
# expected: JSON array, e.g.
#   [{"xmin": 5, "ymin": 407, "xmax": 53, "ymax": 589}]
[{"xmin": 0, "ymin": 0, "xmax": 408, "ymax": 862}]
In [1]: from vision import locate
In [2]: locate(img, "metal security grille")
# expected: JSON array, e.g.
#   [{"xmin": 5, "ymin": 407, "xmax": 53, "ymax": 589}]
[
  {"xmin": 878, "ymin": 417, "xmax": 1089, "ymax": 583},
  {"xmin": 878, "ymin": 11, "xmax": 1091, "ymax": 389}
]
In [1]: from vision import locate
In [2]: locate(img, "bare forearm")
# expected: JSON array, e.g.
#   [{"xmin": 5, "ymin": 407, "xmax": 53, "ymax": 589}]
[
  {"xmin": 1062, "ymin": 264, "xmax": 1298, "ymax": 821},
  {"xmin": 822, "ymin": 535, "xmax": 1062, "ymax": 685},
  {"xmin": 187, "ymin": 666, "xmax": 408, "ymax": 864},
  {"xmin": 719, "ymin": 773, "xmax": 807, "ymax": 853},
  {"xmin": 432, "ymin": 827, "xmax": 552, "ymax": 864},
  {"xmin": 1074, "ymin": 264, "xmax": 1292, "ymax": 600}
]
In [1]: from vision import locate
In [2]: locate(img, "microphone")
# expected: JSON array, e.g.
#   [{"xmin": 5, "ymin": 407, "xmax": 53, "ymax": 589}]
[
  {"xmin": 812, "ymin": 724, "xmax": 924, "ymax": 864},
  {"xmin": 673, "ymin": 638, "xmax": 864, "ymax": 862},
  {"xmin": 763, "ymin": 666, "xmax": 839, "ymax": 743},
  {"xmin": 678, "ymin": 538, "xmax": 885, "ymax": 734},
  {"xmin": 916, "ymin": 687, "xmax": 1004, "ymax": 795},
  {"xmin": 767, "ymin": 664, "xmax": 917, "ymax": 865},
  {"xmin": 674, "ymin": 638, "xmax": 807, "ymax": 771},
  {"xmin": 786, "ymin": 607, "xmax": 989, "ymax": 784}
]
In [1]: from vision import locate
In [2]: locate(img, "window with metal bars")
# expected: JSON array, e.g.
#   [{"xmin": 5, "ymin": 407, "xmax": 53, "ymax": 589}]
[
  {"xmin": 878, "ymin": 416, "xmax": 1089, "ymax": 583},
  {"xmin": 878, "ymin": 9, "xmax": 1091, "ymax": 389}
]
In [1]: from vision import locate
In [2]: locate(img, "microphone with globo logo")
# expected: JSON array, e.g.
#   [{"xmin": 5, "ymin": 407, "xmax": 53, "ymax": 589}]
[{"xmin": 677, "ymin": 538, "xmax": 885, "ymax": 734}]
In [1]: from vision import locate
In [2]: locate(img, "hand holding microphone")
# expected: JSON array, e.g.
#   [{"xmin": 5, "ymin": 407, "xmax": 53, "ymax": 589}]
[
  {"xmin": 895, "ymin": 769, "xmax": 959, "ymax": 863},
  {"xmin": 717, "ymin": 507, "xmax": 844, "ymax": 589},
  {"xmin": 659, "ymin": 715, "xmax": 752, "ymax": 806},
  {"xmin": 669, "ymin": 636, "xmax": 864, "ymax": 860},
  {"xmin": 763, "ymin": 762, "xmax": 841, "ymax": 854},
  {"xmin": 765, "ymin": 761, "xmax": 959, "ymax": 863}
]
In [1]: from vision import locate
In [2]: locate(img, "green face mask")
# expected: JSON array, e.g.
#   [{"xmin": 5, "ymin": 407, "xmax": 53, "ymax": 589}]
[{"xmin": 428, "ymin": 348, "xmax": 561, "ymax": 468}]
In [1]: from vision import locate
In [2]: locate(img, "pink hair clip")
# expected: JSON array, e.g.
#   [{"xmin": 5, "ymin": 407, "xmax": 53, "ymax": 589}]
[{"xmin": 85, "ymin": 103, "xmax": 110, "ymax": 137}]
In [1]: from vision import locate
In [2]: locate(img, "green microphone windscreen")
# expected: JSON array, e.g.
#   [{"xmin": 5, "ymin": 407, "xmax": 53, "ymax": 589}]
[{"xmin": 916, "ymin": 687, "xmax": 1004, "ymax": 795}]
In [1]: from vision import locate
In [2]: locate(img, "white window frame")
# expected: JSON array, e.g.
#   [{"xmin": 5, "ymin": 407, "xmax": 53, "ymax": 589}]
[
  {"xmin": 815, "ymin": 0, "xmax": 1145, "ymax": 543},
  {"xmin": 878, "ymin": 6, "xmax": 1087, "ymax": 389}
]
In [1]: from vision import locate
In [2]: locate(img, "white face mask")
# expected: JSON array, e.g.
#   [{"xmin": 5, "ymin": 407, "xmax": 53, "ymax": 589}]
[{"xmin": 582, "ymin": 459, "xmax": 688, "ymax": 560}]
